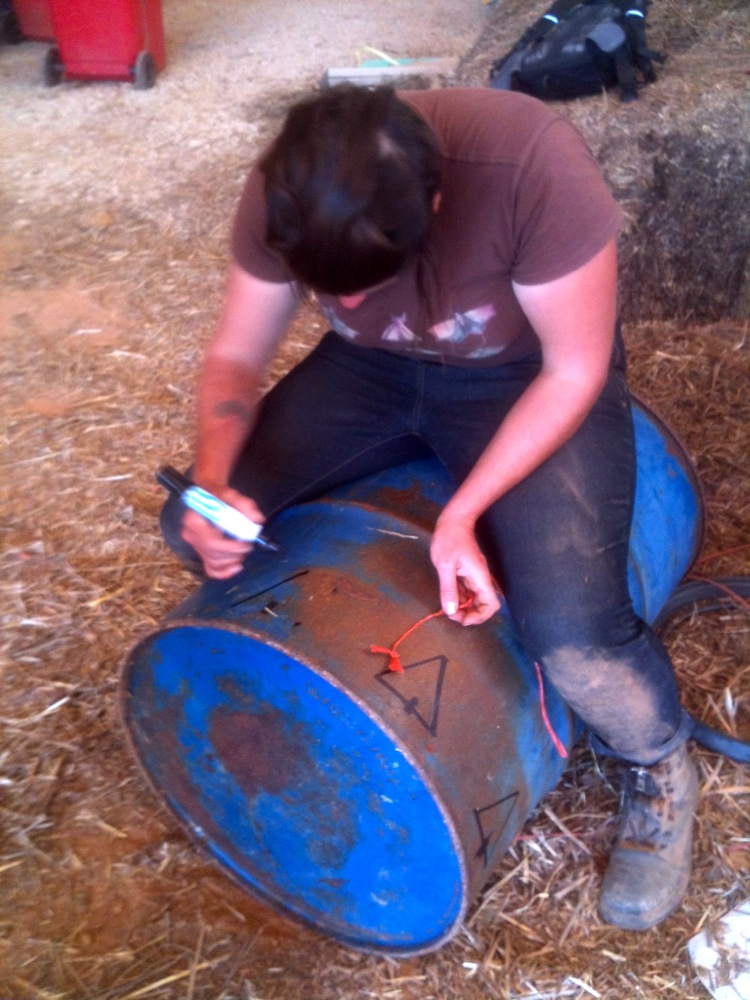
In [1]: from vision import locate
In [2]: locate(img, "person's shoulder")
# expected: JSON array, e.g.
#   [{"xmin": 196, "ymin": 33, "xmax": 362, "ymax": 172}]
[
  {"xmin": 400, "ymin": 87, "xmax": 553, "ymax": 118},
  {"xmin": 399, "ymin": 88, "xmax": 565, "ymax": 163}
]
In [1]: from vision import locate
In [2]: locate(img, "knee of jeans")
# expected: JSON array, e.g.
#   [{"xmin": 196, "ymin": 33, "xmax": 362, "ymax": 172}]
[
  {"xmin": 531, "ymin": 632, "xmax": 683, "ymax": 759},
  {"xmin": 512, "ymin": 600, "xmax": 641, "ymax": 664},
  {"xmin": 507, "ymin": 587, "xmax": 643, "ymax": 659}
]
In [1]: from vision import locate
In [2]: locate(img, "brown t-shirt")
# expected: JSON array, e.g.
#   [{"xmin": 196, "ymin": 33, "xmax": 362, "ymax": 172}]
[{"xmin": 232, "ymin": 88, "xmax": 623, "ymax": 366}]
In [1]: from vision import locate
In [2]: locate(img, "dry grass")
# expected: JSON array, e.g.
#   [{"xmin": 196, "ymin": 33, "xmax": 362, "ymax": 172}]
[
  {"xmin": 1, "ymin": 2, "xmax": 749, "ymax": 997},
  {"xmin": 459, "ymin": 0, "xmax": 750, "ymax": 324}
]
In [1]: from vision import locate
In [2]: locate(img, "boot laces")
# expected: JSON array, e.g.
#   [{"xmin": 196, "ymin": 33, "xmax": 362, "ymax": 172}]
[{"xmin": 619, "ymin": 766, "xmax": 670, "ymax": 849}]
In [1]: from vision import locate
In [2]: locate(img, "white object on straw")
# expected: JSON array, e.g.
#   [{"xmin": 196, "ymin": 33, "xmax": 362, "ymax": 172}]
[{"xmin": 688, "ymin": 900, "xmax": 750, "ymax": 1000}]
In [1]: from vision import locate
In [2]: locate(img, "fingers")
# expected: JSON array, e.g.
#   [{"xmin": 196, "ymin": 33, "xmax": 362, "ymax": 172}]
[
  {"xmin": 431, "ymin": 519, "xmax": 500, "ymax": 626},
  {"xmin": 445, "ymin": 569, "xmax": 500, "ymax": 625},
  {"xmin": 217, "ymin": 486, "xmax": 265, "ymax": 527},
  {"xmin": 439, "ymin": 580, "xmax": 460, "ymax": 620},
  {"xmin": 181, "ymin": 504, "xmax": 255, "ymax": 579},
  {"xmin": 453, "ymin": 579, "xmax": 500, "ymax": 625}
]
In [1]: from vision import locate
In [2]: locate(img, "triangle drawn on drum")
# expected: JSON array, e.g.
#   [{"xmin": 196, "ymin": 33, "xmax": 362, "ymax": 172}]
[
  {"xmin": 473, "ymin": 791, "xmax": 520, "ymax": 868},
  {"xmin": 375, "ymin": 654, "xmax": 448, "ymax": 737}
]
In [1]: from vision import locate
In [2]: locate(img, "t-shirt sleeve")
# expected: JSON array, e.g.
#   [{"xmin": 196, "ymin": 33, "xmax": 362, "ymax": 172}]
[
  {"xmin": 230, "ymin": 164, "xmax": 295, "ymax": 282},
  {"xmin": 511, "ymin": 117, "xmax": 623, "ymax": 285}
]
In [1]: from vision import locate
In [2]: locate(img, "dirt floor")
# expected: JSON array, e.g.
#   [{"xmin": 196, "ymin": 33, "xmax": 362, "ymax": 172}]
[{"xmin": 1, "ymin": 1, "xmax": 748, "ymax": 998}]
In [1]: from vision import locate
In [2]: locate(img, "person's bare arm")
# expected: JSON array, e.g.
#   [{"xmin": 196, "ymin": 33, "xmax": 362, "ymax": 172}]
[
  {"xmin": 430, "ymin": 239, "xmax": 619, "ymax": 624},
  {"xmin": 181, "ymin": 262, "xmax": 299, "ymax": 578}
]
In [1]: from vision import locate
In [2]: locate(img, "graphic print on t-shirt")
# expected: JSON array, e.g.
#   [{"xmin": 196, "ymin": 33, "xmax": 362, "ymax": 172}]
[
  {"xmin": 430, "ymin": 304, "xmax": 497, "ymax": 345},
  {"xmin": 383, "ymin": 314, "xmax": 418, "ymax": 342},
  {"xmin": 323, "ymin": 301, "xmax": 500, "ymax": 359},
  {"xmin": 430, "ymin": 303, "xmax": 505, "ymax": 360},
  {"xmin": 321, "ymin": 306, "xmax": 360, "ymax": 341}
]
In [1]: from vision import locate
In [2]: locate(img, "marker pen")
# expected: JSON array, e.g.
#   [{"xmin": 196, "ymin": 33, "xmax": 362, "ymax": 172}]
[{"xmin": 156, "ymin": 466, "xmax": 279, "ymax": 551}]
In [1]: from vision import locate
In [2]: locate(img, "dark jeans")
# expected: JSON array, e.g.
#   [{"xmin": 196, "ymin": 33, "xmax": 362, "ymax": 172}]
[{"xmin": 162, "ymin": 332, "xmax": 685, "ymax": 764}]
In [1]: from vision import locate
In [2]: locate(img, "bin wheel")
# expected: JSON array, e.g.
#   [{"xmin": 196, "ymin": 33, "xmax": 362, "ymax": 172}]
[
  {"xmin": 43, "ymin": 46, "xmax": 64, "ymax": 87},
  {"xmin": 1, "ymin": 8, "xmax": 25, "ymax": 45},
  {"xmin": 133, "ymin": 50, "xmax": 157, "ymax": 90}
]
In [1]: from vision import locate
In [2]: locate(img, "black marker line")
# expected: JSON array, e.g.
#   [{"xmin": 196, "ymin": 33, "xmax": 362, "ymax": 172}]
[{"xmin": 226, "ymin": 570, "xmax": 311, "ymax": 609}]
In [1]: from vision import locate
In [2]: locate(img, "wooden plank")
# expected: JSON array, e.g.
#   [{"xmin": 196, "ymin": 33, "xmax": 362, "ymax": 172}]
[{"xmin": 324, "ymin": 58, "xmax": 458, "ymax": 87}]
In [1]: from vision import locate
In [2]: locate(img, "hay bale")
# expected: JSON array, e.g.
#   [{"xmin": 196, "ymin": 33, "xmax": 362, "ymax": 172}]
[{"xmin": 457, "ymin": 0, "xmax": 750, "ymax": 322}]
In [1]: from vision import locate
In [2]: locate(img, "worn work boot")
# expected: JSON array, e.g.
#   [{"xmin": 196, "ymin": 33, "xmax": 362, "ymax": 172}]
[{"xmin": 599, "ymin": 742, "xmax": 699, "ymax": 930}]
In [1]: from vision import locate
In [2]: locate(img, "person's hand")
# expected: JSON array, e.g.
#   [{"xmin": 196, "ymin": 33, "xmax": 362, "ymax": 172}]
[
  {"xmin": 180, "ymin": 485, "xmax": 266, "ymax": 579},
  {"xmin": 430, "ymin": 514, "xmax": 500, "ymax": 625}
]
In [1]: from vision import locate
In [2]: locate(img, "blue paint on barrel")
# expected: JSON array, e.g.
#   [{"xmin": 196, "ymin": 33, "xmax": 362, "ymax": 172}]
[
  {"xmin": 135, "ymin": 625, "xmax": 464, "ymax": 943},
  {"xmin": 627, "ymin": 400, "xmax": 704, "ymax": 623},
  {"xmin": 122, "ymin": 397, "xmax": 703, "ymax": 954}
]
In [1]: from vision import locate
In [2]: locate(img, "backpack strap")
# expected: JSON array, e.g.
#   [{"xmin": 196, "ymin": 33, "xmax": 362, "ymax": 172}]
[
  {"xmin": 613, "ymin": 40, "xmax": 639, "ymax": 100},
  {"xmin": 490, "ymin": 0, "xmax": 588, "ymax": 89},
  {"xmin": 519, "ymin": 0, "xmax": 586, "ymax": 47},
  {"xmin": 620, "ymin": 0, "xmax": 664, "ymax": 83},
  {"xmin": 586, "ymin": 16, "xmax": 639, "ymax": 101}
]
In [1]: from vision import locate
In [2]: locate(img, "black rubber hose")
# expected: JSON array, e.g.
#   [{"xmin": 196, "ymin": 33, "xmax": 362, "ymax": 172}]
[{"xmin": 653, "ymin": 576, "xmax": 750, "ymax": 764}]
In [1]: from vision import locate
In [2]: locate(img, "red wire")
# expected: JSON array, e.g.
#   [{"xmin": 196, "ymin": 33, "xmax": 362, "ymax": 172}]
[
  {"xmin": 369, "ymin": 598, "xmax": 472, "ymax": 673},
  {"xmin": 369, "ymin": 604, "xmax": 569, "ymax": 758},
  {"xmin": 534, "ymin": 661, "xmax": 568, "ymax": 759}
]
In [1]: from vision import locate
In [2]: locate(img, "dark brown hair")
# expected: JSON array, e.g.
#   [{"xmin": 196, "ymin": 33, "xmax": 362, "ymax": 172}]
[{"xmin": 260, "ymin": 85, "xmax": 441, "ymax": 295}]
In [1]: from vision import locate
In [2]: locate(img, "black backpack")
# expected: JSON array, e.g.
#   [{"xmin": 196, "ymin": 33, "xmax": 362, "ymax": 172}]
[{"xmin": 489, "ymin": 0, "xmax": 663, "ymax": 103}]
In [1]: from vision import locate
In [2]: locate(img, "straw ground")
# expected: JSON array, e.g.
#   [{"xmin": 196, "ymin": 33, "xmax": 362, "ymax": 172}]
[{"xmin": 1, "ymin": 0, "xmax": 748, "ymax": 997}]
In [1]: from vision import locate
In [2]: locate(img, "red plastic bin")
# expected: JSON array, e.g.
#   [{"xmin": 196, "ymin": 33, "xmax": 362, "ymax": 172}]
[
  {"xmin": 12, "ymin": 0, "xmax": 54, "ymax": 41},
  {"xmin": 44, "ymin": 0, "xmax": 165, "ymax": 89}
]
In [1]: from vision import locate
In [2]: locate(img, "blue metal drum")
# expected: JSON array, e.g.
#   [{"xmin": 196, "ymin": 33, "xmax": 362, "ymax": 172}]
[
  {"xmin": 122, "ymin": 398, "xmax": 703, "ymax": 954},
  {"xmin": 627, "ymin": 400, "xmax": 704, "ymax": 623}
]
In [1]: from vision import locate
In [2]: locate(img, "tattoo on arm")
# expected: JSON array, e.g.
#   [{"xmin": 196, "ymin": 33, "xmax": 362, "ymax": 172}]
[{"xmin": 213, "ymin": 400, "xmax": 253, "ymax": 425}]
